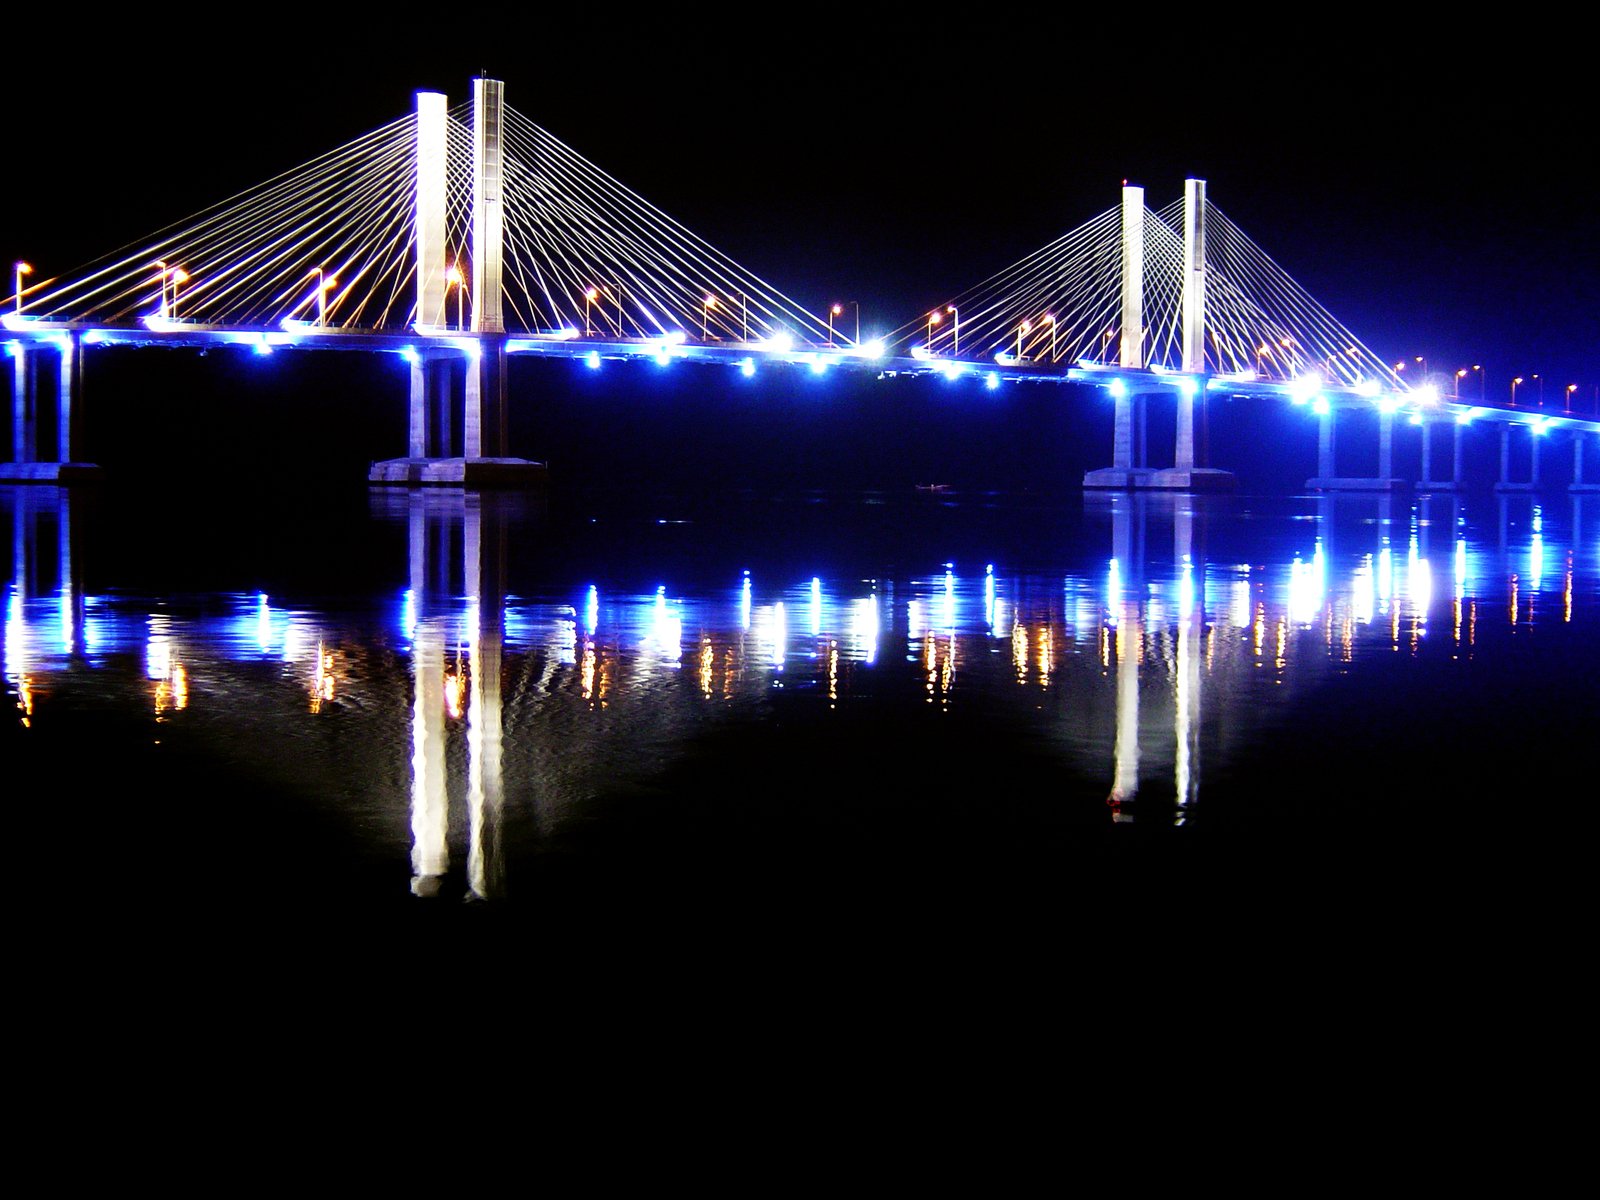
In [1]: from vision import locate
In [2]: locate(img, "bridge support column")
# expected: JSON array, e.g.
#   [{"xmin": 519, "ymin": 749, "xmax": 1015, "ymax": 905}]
[
  {"xmin": 1423, "ymin": 416, "xmax": 1466, "ymax": 491},
  {"xmin": 1494, "ymin": 423, "xmax": 1536, "ymax": 492},
  {"xmin": 1310, "ymin": 403, "xmax": 1407, "ymax": 491},
  {"xmin": 10, "ymin": 345, "xmax": 32, "ymax": 464},
  {"xmin": 2, "ymin": 338, "xmax": 100, "ymax": 484},
  {"xmin": 1573, "ymin": 432, "xmax": 1600, "ymax": 493}
]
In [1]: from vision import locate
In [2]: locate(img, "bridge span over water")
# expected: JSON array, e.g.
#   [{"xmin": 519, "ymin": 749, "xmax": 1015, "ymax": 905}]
[{"xmin": 5, "ymin": 77, "xmax": 1596, "ymax": 492}]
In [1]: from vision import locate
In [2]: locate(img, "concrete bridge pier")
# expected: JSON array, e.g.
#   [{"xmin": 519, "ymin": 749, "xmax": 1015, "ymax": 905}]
[
  {"xmin": 1571, "ymin": 430, "xmax": 1598, "ymax": 493},
  {"xmin": 1309, "ymin": 404, "xmax": 1408, "ymax": 491},
  {"xmin": 1493, "ymin": 423, "xmax": 1541, "ymax": 493},
  {"xmin": 2, "ymin": 336, "xmax": 101, "ymax": 484},
  {"xmin": 1418, "ymin": 416, "xmax": 1457, "ymax": 491},
  {"xmin": 1084, "ymin": 386, "xmax": 1157, "ymax": 488}
]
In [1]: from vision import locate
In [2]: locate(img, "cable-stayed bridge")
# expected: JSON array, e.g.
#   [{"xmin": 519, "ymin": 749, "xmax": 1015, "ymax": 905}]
[{"xmin": 5, "ymin": 77, "xmax": 1596, "ymax": 492}]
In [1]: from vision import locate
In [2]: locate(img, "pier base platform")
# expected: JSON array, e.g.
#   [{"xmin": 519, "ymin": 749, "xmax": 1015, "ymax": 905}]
[
  {"xmin": 1416, "ymin": 480, "xmax": 1459, "ymax": 492},
  {"xmin": 0, "ymin": 462, "xmax": 103, "ymax": 484},
  {"xmin": 1145, "ymin": 467, "xmax": 1236, "ymax": 491},
  {"xmin": 1082, "ymin": 467, "xmax": 1156, "ymax": 489},
  {"xmin": 1307, "ymin": 477, "xmax": 1410, "ymax": 492},
  {"xmin": 1492, "ymin": 481, "xmax": 1540, "ymax": 493},
  {"xmin": 368, "ymin": 457, "xmax": 547, "ymax": 488},
  {"xmin": 1571, "ymin": 482, "xmax": 1600, "ymax": 493}
]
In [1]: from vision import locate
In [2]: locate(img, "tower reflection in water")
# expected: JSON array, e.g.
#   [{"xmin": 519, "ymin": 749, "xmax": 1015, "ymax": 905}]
[
  {"xmin": 383, "ymin": 490, "xmax": 509, "ymax": 902},
  {"xmin": 3, "ymin": 483, "xmax": 1592, "ymax": 903}
]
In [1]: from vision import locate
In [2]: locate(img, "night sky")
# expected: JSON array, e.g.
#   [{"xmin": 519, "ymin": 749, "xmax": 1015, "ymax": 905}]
[{"xmin": 5, "ymin": 18, "xmax": 1595, "ymax": 406}]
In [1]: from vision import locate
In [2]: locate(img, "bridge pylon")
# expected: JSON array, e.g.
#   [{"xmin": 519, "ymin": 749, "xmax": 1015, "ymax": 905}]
[{"xmin": 369, "ymin": 79, "xmax": 542, "ymax": 489}]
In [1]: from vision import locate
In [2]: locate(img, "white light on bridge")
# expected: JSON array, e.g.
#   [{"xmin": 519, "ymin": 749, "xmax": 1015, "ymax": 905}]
[
  {"xmin": 1312, "ymin": 396, "xmax": 1330, "ymax": 416},
  {"xmin": 740, "ymin": 357, "xmax": 756, "ymax": 378},
  {"xmin": 862, "ymin": 339, "xmax": 886, "ymax": 360},
  {"xmin": 1378, "ymin": 395, "xmax": 1403, "ymax": 415},
  {"xmin": 1108, "ymin": 379, "xmax": 1127, "ymax": 398},
  {"xmin": 1415, "ymin": 383, "xmax": 1440, "ymax": 405},
  {"xmin": 1288, "ymin": 372, "xmax": 1321, "ymax": 405},
  {"xmin": 400, "ymin": 346, "xmax": 419, "ymax": 364},
  {"xmin": 585, "ymin": 351, "xmax": 601, "ymax": 370},
  {"xmin": 763, "ymin": 332, "xmax": 794, "ymax": 353},
  {"xmin": 941, "ymin": 362, "xmax": 963, "ymax": 382},
  {"xmin": 1178, "ymin": 377, "xmax": 1199, "ymax": 398},
  {"xmin": 1354, "ymin": 379, "xmax": 1381, "ymax": 398},
  {"xmin": 985, "ymin": 372, "xmax": 999, "ymax": 390}
]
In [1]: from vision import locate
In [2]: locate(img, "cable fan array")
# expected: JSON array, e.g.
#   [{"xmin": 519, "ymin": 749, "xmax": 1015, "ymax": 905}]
[
  {"xmin": 1152, "ymin": 199, "xmax": 1403, "ymax": 390},
  {"xmin": 18, "ymin": 114, "xmax": 441, "ymax": 330},
  {"xmin": 892, "ymin": 196, "xmax": 1406, "ymax": 393},
  {"xmin": 495, "ymin": 106, "xmax": 830, "ymax": 344},
  {"xmin": 15, "ymin": 99, "xmax": 833, "ymax": 346}
]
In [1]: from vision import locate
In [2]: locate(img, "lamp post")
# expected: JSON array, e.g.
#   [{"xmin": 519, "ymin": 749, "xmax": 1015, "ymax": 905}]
[
  {"xmin": 1043, "ymin": 313, "xmax": 1056, "ymax": 362},
  {"xmin": 585, "ymin": 287, "xmax": 598, "ymax": 336},
  {"xmin": 1016, "ymin": 320, "xmax": 1030, "ymax": 362},
  {"xmin": 1256, "ymin": 344, "xmax": 1269, "ymax": 376},
  {"xmin": 310, "ymin": 267, "xmax": 336, "ymax": 326},
  {"xmin": 1511, "ymin": 376, "xmax": 1523, "ymax": 407},
  {"xmin": 1415, "ymin": 355, "xmax": 1426, "ymax": 380},
  {"xmin": 155, "ymin": 260, "xmax": 169, "ymax": 316},
  {"xmin": 446, "ymin": 264, "xmax": 466, "ymax": 330},
  {"xmin": 1566, "ymin": 384, "xmax": 1577, "ymax": 414},
  {"xmin": 828, "ymin": 303, "xmax": 842, "ymax": 347},
  {"xmin": 1533, "ymin": 373, "xmax": 1543, "ymax": 408},
  {"xmin": 1455, "ymin": 368, "xmax": 1468, "ymax": 399},
  {"xmin": 947, "ymin": 305, "xmax": 959, "ymax": 357},
  {"xmin": 927, "ymin": 310, "xmax": 941, "ymax": 353},
  {"xmin": 169, "ymin": 267, "xmax": 188, "ymax": 320},
  {"xmin": 1474, "ymin": 364, "xmax": 1484, "ymax": 402},
  {"xmin": 703, "ymin": 295, "xmax": 716, "ymax": 340},
  {"xmin": 13, "ymin": 261, "xmax": 31, "ymax": 315}
]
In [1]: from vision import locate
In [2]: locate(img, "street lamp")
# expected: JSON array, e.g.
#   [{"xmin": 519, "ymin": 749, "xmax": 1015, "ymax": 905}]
[
  {"xmin": 1473, "ymin": 364, "xmax": 1484, "ymax": 402},
  {"xmin": 1455, "ymin": 368, "xmax": 1468, "ymax": 398},
  {"xmin": 1532, "ymin": 373, "xmax": 1543, "ymax": 407},
  {"xmin": 169, "ymin": 267, "xmax": 188, "ymax": 320},
  {"xmin": 446, "ymin": 263, "xmax": 466, "ymax": 329},
  {"xmin": 1256, "ymin": 344, "xmax": 1270, "ymax": 376},
  {"xmin": 828, "ymin": 303, "xmax": 842, "ymax": 346},
  {"xmin": 1016, "ymin": 320, "xmax": 1031, "ymax": 362},
  {"xmin": 309, "ymin": 267, "xmax": 336, "ymax": 326},
  {"xmin": 13, "ymin": 261, "xmax": 31, "ymax": 315},
  {"xmin": 1415, "ymin": 355, "xmax": 1427, "ymax": 379},
  {"xmin": 927, "ymin": 309, "xmax": 941, "ymax": 353},
  {"xmin": 703, "ymin": 295, "xmax": 716, "ymax": 340},
  {"xmin": 585, "ymin": 287, "xmax": 599, "ymax": 336},
  {"xmin": 1042, "ymin": 313, "xmax": 1056, "ymax": 362},
  {"xmin": 1511, "ymin": 376, "xmax": 1523, "ymax": 407},
  {"xmin": 155, "ymin": 260, "xmax": 169, "ymax": 316},
  {"xmin": 947, "ymin": 305, "xmax": 959, "ymax": 357},
  {"xmin": 1566, "ymin": 384, "xmax": 1578, "ymax": 413}
]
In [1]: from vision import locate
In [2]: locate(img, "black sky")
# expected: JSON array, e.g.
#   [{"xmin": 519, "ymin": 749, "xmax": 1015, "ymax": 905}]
[{"xmin": 5, "ymin": 16, "xmax": 1595, "ymax": 398}]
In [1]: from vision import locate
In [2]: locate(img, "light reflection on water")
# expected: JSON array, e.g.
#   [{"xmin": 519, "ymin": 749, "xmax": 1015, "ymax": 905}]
[{"xmin": 4, "ymin": 485, "xmax": 1599, "ymax": 905}]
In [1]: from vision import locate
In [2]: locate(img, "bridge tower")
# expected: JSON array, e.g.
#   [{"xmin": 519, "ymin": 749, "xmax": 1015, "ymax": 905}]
[
  {"xmin": 369, "ymin": 79, "xmax": 543, "ymax": 488},
  {"xmin": 1086, "ymin": 179, "xmax": 1233, "ymax": 490},
  {"xmin": 1084, "ymin": 185, "xmax": 1155, "ymax": 488},
  {"xmin": 1150, "ymin": 178, "xmax": 1233, "ymax": 490}
]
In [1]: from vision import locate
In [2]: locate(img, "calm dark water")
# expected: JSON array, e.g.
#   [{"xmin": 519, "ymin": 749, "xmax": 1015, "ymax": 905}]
[{"xmin": 5, "ymin": 481, "xmax": 1597, "ymax": 938}]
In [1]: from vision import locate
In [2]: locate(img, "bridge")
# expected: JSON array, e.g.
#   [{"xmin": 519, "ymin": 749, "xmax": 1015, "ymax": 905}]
[{"xmin": 5, "ymin": 77, "xmax": 1597, "ymax": 493}]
